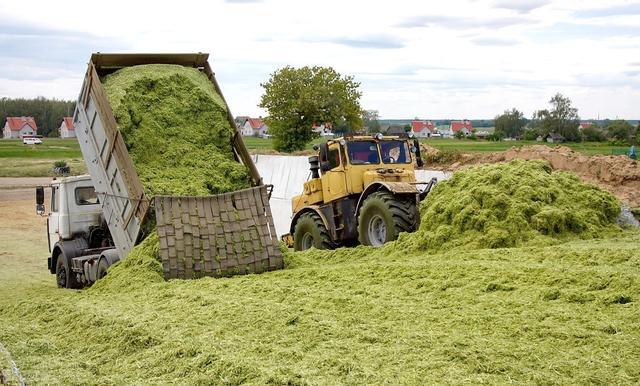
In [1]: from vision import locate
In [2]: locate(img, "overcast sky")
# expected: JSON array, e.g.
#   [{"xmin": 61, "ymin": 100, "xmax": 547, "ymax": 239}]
[{"xmin": 1, "ymin": 0, "xmax": 639, "ymax": 119}]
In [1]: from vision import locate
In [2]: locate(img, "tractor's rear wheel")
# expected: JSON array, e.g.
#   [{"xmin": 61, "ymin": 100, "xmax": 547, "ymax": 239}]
[
  {"xmin": 293, "ymin": 212, "xmax": 332, "ymax": 251},
  {"xmin": 358, "ymin": 191, "xmax": 418, "ymax": 247}
]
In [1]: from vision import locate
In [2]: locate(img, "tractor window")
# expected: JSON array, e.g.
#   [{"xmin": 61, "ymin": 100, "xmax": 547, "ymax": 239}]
[
  {"xmin": 75, "ymin": 186, "xmax": 99, "ymax": 205},
  {"xmin": 327, "ymin": 148, "xmax": 340, "ymax": 169},
  {"xmin": 381, "ymin": 140, "xmax": 411, "ymax": 164},
  {"xmin": 347, "ymin": 141, "xmax": 379, "ymax": 164}
]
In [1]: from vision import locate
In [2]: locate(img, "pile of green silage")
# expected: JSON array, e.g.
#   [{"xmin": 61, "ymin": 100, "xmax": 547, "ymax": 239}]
[
  {"xmin": 401, "ymin": 160, "xmax": 621, "ymax": 251},
  {"xmin": 102, "ymin": 64, "xmax": 251, "ymax": 196}
]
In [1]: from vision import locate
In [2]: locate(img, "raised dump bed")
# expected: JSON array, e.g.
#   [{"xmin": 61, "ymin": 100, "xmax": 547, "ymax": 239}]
[{"xmin": 74, "ymin": 53, "xmax": 282, "ymax": 279}]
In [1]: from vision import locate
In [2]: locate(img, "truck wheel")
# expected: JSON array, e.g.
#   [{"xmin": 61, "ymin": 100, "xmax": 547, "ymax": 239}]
[
  {"xmin": 55, "ymin": 254, "xmax": 68, "ymax": 288},
  {"xmin": 54, "ymin": 251, "xmax": 81, "ymax": 289},
  {"xmin": 293, "ymin": 212, "xmax": 332, "ymax": 251},
  {"xmin": 358, "ymin": 191, "xmax": 418, "ymax": 247},
  {"xmin": 96, "ymin": 258, "xmax": 109, "ymax": 280}
]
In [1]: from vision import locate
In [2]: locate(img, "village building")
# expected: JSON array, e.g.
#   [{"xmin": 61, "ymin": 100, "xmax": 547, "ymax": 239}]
[
  {"xmin": 312, "ymin": 123, "xmax": 334, "ymax": 137},
  {"xmin": 545, "ymin": 133, "xmax": 566, "ymax": 143},
  {"xmin": 440, "ymin": 120, "xmax": 473, "ymax": 138},
  {"xmin": 239, "ymin": 117, "xmax": 269, "ymax": 137},
  {"xmin": 411, "ymin": 120, "xmax": 436, "ymax": 138},
  {"xmin": 59, "ymin": 117, "xmax": 76, "ymax": 138},
  {"xmin": 3, "ymin": 116, "xmax": 37, "ymax": 139},
  {"xmin": 579, "ymin": 122, "xmax": 592, "ymax": 130}
]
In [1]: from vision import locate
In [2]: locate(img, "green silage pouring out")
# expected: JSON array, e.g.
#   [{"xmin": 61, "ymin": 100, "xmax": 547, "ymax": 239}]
[
  {"xmin": 102, "ymin": 64, "xmax": 251, "ymax": 196},
  {"xmin": 403, "ymin": 159, "xmax": 622, "ymax": 251}
]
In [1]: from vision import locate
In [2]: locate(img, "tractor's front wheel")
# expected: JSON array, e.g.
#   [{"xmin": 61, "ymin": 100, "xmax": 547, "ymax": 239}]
[
  {"xmin": 293, "ymin": 212, "xmax": 332, "ymax": 251},
  {"xmin": 358, "ymin": 191, "xmax": 418, "ymax": 247}
]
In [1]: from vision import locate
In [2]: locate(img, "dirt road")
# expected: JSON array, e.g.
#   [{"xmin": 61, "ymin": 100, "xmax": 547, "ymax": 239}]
[{"xmin": 0, "ymin": 177, "xmax": 50, "ymax": 202}]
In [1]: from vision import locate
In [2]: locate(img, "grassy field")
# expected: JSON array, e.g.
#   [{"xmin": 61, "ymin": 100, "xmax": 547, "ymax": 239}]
[
  {"xmin": 0, "ymin": 137, "xmax": 629, "ymax": 177},
  {"xmin": 0, "ymin": 139, "xmax": 85, "ymax": 177},
  {"xmin": 1, "ymin": 196, "xmax": 639, "ymax": 384},
  {"xmin": 243, "ymin": 137, "xmax": 629, "ymax": 155}
]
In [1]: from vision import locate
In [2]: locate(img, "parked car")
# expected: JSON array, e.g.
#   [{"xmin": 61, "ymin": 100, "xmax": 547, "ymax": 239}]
[{"xmin": 23, "ymin": 137, "xmax": 43, "ymax": 145}]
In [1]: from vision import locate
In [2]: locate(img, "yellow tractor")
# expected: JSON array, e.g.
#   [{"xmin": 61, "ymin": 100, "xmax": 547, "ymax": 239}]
[{"xmin": 284, "ymin": 133, "xmax": 436, "ymax": 251}]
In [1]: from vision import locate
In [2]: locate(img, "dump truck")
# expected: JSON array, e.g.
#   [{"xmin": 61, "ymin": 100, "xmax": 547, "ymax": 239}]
[
  {"xmin": 284, "ymin": 133, "xmax": 436, "ymax": 251},
  {"xmin": 36, "ymin": 53, "xmax": 283, "ymax": 288}
]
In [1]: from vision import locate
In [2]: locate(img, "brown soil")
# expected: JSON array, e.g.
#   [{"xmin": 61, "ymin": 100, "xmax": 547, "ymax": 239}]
[{"xmin": 422, "ymin": 145, "xmax": 640, "ymax": 207}]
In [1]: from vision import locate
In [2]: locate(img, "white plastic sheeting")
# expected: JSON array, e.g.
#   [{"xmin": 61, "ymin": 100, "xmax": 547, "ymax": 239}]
[{"xmin": 252, "ymin": 154, "xmax": 451, "ymax": 237}]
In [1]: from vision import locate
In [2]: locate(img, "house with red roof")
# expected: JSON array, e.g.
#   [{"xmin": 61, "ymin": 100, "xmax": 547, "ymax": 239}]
[
  {"xmin": 411, "ymin": 120, "xmax": 436, "ymax": 138},
  {"xmin": 3, "ymin": 117, "xmax": 37, "ymax": 139},
  {"xmin": 450, "ymin": 120, "xmax": 473, "ymax": 136},
  {"xmin": 578, "ymin": 122, "xmax": 592, "ymax": 130},
  {"xmin": 239, "ymin": 117, "xmax": 269, "ymax": 137},
  {"xmin": 59, "ymin": 117, "xmax": 76, "ymax": 138},
  {"xmin": 312, "ymin": 122, "xmax": 334, "ymax": 137}
]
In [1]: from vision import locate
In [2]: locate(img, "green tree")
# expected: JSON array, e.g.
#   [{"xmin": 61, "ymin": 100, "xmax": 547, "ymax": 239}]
[
  {"xmin": 607, "ymin": 120, "xmax": 634, "ymax": 143},
  {"xmin": 259, "ymin": 66, "xmax": 363, "ymax": 152},
  {"xmin": 538, "ymin": 93, "xmax": 580, "ymax": 141},
  {"xmin": 362, "ymin": 109, "xmax": 381, "ymax": 133},
  {"xmin": 494, "ymin": 108, "xmax": 526, "ymax": 139},
  {"xmin": 0, "ymin": 97, "xmax": 75, "ymax": 137},
  {"xmin": 581, "ymin": 124, "xmax": 606, "ymax": 142}
]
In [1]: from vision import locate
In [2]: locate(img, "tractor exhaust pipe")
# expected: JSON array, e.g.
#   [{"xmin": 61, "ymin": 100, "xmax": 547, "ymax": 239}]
[{"xmin": 308, "ymin": 156, "xmax": 320, "ymax": 179}]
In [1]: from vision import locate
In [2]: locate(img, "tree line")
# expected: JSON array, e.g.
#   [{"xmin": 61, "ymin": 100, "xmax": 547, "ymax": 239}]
[
  {"xmin": 1, "ymin": 97, "xmax": 76, "ymax": 137},
  {"xmin": 495, "ymin": 93, "xmax": 638, "ymax": 144}
]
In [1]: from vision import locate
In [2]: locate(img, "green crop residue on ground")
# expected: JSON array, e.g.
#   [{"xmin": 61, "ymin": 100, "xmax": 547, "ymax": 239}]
[
  {"xmin": 102, "ymin": 64, "xmax": 251, "ymax": 196},
  {"xmin": 1, "ymin": 157, "xmax": 639, "ymax": 383},
  {"xmin": 403, "ymin": 160, "xmax": 621, "ymax": 251},
  {"xmin": 1, "ymin": 231, "xmax": 639, "ymax": 384}
]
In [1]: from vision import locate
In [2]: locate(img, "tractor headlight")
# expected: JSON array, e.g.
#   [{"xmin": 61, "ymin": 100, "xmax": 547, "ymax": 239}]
[
  {"xmin": 339, "ymin": 139, "xmax": 346, "ymax": 146},
  {"xmin": 376, "ymin": 168, "xmax": 386, "ymax": 174},
  {"xmin": 373, "ymin": 133, "xmax": 383, "ymax": 140},
  {"xmin": 410, "ymin": 146, "xmax": 417, "ymax": 153},
  {"xmin": 407, "ymin": 132, "xmax": 415, "ymax": 139}
]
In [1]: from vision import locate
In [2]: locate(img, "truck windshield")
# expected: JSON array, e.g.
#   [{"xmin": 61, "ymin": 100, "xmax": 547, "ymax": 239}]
[
  {"xmin": 380, "ymin": 140, "xmax": 411, "ymax": 164},
  {"xmin": 347, "ymin": 141, "xmax": 379, "ymax": 164}
]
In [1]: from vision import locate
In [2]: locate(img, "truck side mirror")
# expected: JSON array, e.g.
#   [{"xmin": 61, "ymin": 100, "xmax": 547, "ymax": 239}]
[{"xmin": 36, "ymin": 186, "xmax": 45, "ymax": 215}]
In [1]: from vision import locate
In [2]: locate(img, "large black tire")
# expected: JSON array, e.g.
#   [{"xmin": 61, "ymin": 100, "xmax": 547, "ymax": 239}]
[
  {"xmin": 55, "ymin": 251, "xmax": 80, "ymax": 289},
  {"xmin": 293, "ymin": 212, "xmax": 332, "ymax": 251},
  {"xmin": 358, "ymin": 191, "xmax": 418, "ymax": 247}
]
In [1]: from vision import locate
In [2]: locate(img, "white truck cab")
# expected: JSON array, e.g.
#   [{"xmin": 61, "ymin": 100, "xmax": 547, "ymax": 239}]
[
  {"xmin": 37, "ymin": 175, "xmax": 120, "ymax": 288},
  {"xmin": 47, "ymin": 175, "xmax": 102, "ymax": 249}
]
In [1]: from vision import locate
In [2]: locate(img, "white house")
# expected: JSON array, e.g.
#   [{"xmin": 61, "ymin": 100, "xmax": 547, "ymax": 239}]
[
  {"xmin": 3, "ymin": 117, "xmax": 37, "ymax": 139},
  {"xmin": 312, "ymin": 123, "xmax": 334, "ymax": 137},
  {"xmin": 59, "ymin": 117, "xmax": 76, "ymax": 138},
  {"xmin": 441, "ymin": 120, "xmax": 473, "ymax": 138},
  {"xmin": 240, "ymin": 117, "xmax": 269, "ymax": 137},
  {"xmin": 411, "ymin": 120, "xmax": 436, "ymax": 138}
]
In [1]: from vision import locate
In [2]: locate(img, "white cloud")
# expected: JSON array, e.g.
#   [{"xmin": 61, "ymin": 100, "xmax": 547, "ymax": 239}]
[{"xmin": 0, "ymin": 0, "xmax": 639, "ymax": 119}]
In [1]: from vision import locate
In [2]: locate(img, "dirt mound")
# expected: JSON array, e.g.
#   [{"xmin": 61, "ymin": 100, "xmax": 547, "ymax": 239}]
[{"xmin": 484, "ymin": 146, "xmax": 640, "ymax": 207}]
